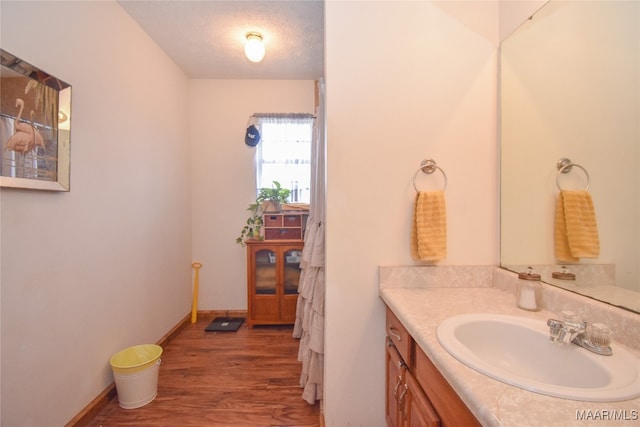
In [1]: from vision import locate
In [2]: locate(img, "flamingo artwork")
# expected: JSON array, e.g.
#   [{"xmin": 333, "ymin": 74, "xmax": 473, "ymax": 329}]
[
  {"xmin": 5, "ymin": 98, "xmax": 43, "ymax": 154},
  {"xmin": 30, "ymin": 110, "xmax": 45, "ymax": 153}
]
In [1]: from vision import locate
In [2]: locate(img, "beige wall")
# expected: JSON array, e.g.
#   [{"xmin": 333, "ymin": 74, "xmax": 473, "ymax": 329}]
[
  {"xmin": 189, "ymin": 79, "xmax": 315, "ymax": 310},
  {"xmin": 0, "ymin": 1, "xmax": 191, "ymax": 425},
  {"xmin": 324, "ymin": 1, "xmax": 500, "ymax": 424}
]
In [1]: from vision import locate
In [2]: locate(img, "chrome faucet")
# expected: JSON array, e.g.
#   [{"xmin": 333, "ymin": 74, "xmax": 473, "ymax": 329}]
[
  {"xmin": 547, "ymin": 318, "xmax": 586, "ymax": 344},
  {"xmin": 547, "ymin": 314, "xmax": 613, "ymax": 356}
]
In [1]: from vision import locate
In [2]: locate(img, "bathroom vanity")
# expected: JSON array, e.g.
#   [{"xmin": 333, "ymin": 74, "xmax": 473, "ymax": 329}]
[
  {"xmin": 380, "ymin": 266, "xmax": 640, "ymax": 427},
  {"xmin": 386, "ymin": 306, "xmax": 480, "ymax": 426}
]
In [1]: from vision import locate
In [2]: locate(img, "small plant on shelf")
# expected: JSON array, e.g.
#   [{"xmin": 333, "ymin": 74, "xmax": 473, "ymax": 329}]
[{"xmin": 236, "ymin": 202, "xmax": 263, "ymax": 247}]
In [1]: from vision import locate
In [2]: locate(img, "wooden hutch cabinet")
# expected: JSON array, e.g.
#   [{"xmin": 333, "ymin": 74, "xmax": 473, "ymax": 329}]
[{"xmin": 246, "ymin": 240, "xmax": 303, "ymax": 327}]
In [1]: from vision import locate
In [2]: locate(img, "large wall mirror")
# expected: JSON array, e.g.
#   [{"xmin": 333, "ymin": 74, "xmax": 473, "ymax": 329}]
[
  {"xmin": 0, "ymin": 49, "xmax": 71, "ymax": 191},
  {"xmin": 500, "ymin": 0, "xmax": 640, "ymax": 313}
]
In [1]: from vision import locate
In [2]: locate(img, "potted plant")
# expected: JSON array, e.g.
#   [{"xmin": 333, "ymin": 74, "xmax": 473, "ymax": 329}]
[
  {"xmin": 256, "ymin": 181, "xmax": 291, "ymax": 213},
  {"xmin": 236, "ymin": 181, "xmax": 292, "ymax": 246},
  {"xmin": 236, "ymin": 202, "xmax": 263, "ymax": 246}
]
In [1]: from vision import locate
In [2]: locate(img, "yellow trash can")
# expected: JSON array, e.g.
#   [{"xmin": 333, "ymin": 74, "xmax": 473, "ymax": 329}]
[{"xmin": 109, "ymin": 344, "xmax": 163, "ymax": 409}]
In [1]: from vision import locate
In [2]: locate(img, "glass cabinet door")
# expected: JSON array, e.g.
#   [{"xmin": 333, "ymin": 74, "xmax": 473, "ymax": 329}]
[
  {"xmin": 283, "ymin": 249, "xmax": 302, "ymax": 295},
  {"xmin": 254, "ymin": 249, "xmax": 276, "ymax": 295}
]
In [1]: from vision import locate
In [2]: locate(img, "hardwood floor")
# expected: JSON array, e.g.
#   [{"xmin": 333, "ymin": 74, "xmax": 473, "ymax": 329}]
[{"xmin": 88, "ymin": 315, "xmax": 320, "ymax": 427}]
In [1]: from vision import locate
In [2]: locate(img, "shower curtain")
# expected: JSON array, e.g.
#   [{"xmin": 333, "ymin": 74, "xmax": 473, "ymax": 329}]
[{"xmin": 293, "ymin": 79, "xmax": 325, "ymax": 405}]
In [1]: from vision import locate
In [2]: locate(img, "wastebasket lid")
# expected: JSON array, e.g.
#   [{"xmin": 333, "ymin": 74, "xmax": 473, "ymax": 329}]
[{"xmin": 110, "ymin": 344, "xmax": 163, "ymax": 369}]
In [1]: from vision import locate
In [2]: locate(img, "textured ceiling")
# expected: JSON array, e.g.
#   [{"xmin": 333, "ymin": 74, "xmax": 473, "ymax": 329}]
[{"xmin": 118, "ymin": 0, "xmax": 324, "ymax": 80}]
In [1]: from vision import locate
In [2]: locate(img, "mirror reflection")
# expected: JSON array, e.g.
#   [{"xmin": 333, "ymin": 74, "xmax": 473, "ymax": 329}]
[
  {"xmin": 500, "ymin": 0, "xmax": 640, "ymax": 312},
  {"xmin": 0, "ymin": 49, "xmax": 71, "ymax": 191}
]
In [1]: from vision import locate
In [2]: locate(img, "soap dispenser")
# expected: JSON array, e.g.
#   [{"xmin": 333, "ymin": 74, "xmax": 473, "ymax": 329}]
[{"xmin": 516, "ymin": 267, "xmax": 542, "ymax": 311}]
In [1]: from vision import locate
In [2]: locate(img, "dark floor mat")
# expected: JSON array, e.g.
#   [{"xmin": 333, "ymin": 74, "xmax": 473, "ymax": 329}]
[{"xmin": 205, "ymin": 317, "xmax": 244, "ymax": 332}]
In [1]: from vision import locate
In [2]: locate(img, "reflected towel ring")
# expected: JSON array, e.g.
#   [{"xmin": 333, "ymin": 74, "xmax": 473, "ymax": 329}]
[
  {"xmin": 413, "ymin": 159, "xmax": 447, "ymax": 192},
  {"xmin": 556, "ymin": 158, "xmax": 590, "ymax": 191}
]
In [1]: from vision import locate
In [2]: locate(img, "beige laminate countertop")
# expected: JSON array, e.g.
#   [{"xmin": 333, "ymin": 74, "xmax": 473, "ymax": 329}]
[{"xmin": 380, "ymin": 287, "xmax": 640, "ymax": 427}]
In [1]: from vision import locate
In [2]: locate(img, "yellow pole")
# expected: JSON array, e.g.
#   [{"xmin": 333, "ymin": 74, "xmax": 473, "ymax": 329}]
[{"xmin": 191, "ymin": 262, "xmax": 202, "ymax": 323}]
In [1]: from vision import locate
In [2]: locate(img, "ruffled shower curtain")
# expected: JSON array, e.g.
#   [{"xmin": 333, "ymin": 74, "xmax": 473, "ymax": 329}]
[{"xmin": 293, "ymin": 79, "xmax": 325, "ymax": 405}]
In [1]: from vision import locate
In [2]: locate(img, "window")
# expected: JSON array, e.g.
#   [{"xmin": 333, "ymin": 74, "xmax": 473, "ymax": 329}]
[{"xmin": 255, "ymin": 115, "xmax": 314, "ymax": 204}]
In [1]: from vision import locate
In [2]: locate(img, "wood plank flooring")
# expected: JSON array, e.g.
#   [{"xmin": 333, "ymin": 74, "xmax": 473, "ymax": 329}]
[{"xmin": 88, "ymin": 316, "xmax": 320, "ymax": 427}]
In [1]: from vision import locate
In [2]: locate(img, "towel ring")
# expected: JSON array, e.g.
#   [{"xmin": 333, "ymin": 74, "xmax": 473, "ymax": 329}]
[
  {"xmin": 556, "ymin": 158, "xmax": 590, "ymax": 191},
  {"xmin": 413, "ymin": 159, "xmax": 447, "ymax": 192}
]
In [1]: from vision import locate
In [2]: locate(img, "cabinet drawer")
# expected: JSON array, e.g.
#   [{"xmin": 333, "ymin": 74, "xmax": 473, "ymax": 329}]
[
  {"xmin": 415, "ymin": 346, "xmax": 480, "ymax": 427},
  {"xmin": 265, "ymin": 228, "xmax": 302, "ymax": 240},
  {"xmin": 283, "ymin": 214, "xmax": 302, "ymax": 227},
  {"xmin": 385, "ymin": 307, "xmax": 412, "ymax": 366},
  {"xmin": 263, "ymin": 215, "xmax": 283, "ymax": 227}
]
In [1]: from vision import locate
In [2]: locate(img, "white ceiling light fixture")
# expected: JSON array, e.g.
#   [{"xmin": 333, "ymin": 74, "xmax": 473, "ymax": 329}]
[{"xmin": 245, "ymin": 32, "xmax": 265, "ymax": 63}]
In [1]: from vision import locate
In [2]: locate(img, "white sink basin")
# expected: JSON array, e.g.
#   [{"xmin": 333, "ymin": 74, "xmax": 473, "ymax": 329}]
[{"xmin": 436, "ymin": 313, "xmax": 640, "ymax": 402}]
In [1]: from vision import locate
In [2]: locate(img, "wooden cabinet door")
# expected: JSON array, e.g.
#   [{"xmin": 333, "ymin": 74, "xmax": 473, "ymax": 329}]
[
  {"xmin": 280, "ymin": 244, "xmax": 303, "ymax": 322},
  {"xmin": 247, "ymin": 245, "xmax": 279, "ymax": 325},
  {"xmin": 405, "ymin": 371, "xmax": 440, "ymax": 427},
  {"xmin": 386, "ymin": 338, "xmax": 405, "ymax": 427}
]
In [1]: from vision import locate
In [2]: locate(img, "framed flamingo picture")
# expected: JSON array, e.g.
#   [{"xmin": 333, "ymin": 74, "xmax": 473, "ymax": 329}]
[{"xmin": 0, "ymin": 49, "xmax": 71, "ymax": 191}]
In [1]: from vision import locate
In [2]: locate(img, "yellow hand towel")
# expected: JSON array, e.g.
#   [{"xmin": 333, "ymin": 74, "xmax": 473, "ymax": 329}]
[
  {"xmin": 411, "ymin": 191, "xmax": 447, "ymax": 262},
  {"xmin": 554, "ymin": 194, "xmax": 578, "ymax": 262},
  {"xmin": 555, "ymin": 190, "xmax": 600, "ymax": 261}
]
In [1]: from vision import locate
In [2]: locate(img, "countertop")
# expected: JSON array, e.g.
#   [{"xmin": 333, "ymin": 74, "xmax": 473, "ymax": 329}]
[{"xmin": 380, "ymin": 286, "xmax": 640, "ymax": 427}]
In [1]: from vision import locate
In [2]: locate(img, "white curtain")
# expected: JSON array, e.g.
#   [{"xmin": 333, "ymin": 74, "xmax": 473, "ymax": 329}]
[{"xmin": 293, "ymin": 79, "xmax": 325, "ymax": 405}]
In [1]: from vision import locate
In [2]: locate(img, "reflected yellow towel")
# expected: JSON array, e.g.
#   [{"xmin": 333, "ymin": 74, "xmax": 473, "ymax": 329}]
[
  {"xmin": 555, "ymin": 190, "xmax": 600, "ymax": 262},
  {"xmin": 411, "ymin": 191, "xmax": 447, "ymax": 262}
]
